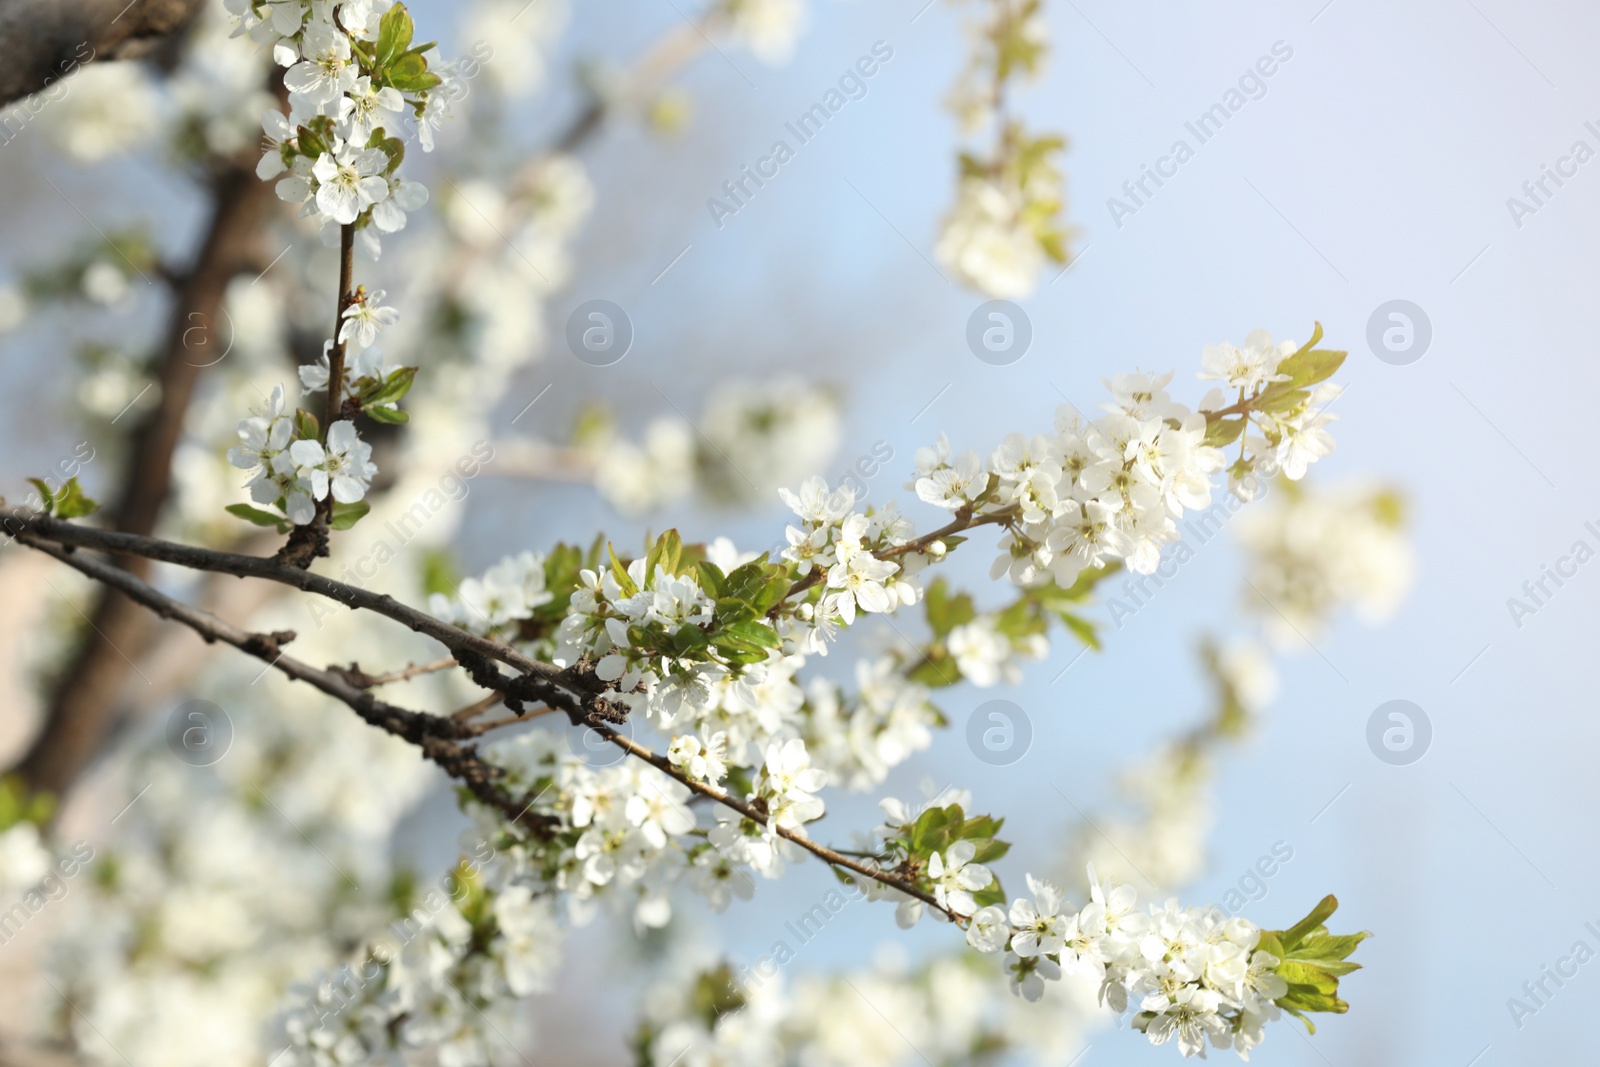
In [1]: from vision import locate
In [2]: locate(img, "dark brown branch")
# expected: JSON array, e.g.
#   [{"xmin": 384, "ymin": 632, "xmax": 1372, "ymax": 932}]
[
  {"xmin": 13, "ymin": 520, "xmax": 951, "ymax": 916},
  {"xmin": 324, "ymin": 225, "xmax": 357, "ymax": 435},
  {"xmin": 23, "ymin": 538, "xmax": 554, "ymax": 836},
  {"xmin": 280, "ymin": 224, "xmax": 358, "ymax": 568},
  {"xmin": 0, "ymin": 0, "xmax": 205, "ymax": 109},
  {"xmin": 5, "ymin": 512, "xmax": 614, "ymax": 719}
]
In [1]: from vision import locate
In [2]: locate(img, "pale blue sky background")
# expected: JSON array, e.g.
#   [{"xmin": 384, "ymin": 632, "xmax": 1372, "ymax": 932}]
[{"xmin": 5, "ymin": 0, "xmax": 1599, "ymax": 1062}]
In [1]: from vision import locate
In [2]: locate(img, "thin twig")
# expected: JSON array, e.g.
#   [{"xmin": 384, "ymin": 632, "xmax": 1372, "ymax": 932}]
[
  {"xmin": 341, "ymin": 657, "xmax": 459, "ymax": 687},
  {"xmin": 23, "ymin": 539, "xmax": 553, "ymax": 835},
  {"xmin": 593, "ymin": 725, "xmax": 959, "ymax": 922},
  {"xmin": 772, "ymin": 507, "xmax": 1016, "ymax": 614},
  {"xmin": 6, "ymin": 511, "xmax": 599, "ymax": 711},
  {"xmin": 323, "ymin": 223, "xmax": 356, "ymax": 436},
  {"xmin": 451, "ymin": 691, "xmax": 506, "ymax": 721}
]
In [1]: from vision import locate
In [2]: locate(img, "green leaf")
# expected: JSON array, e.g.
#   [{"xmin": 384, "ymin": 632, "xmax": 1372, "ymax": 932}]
[
  {"xmin": 297, "ymin": 123, "xmax": 329, "ymax": 159},
  {"xmin": 609, "ymin": 544, "xmax": 636, "ymax": 596},
  {"xmin": 1252, "ymin": 385, "xmax": 1310, "ymax": 414},
  {"xmin": 1056, "ymin": 611, "xmax": 1099, "ymax": 650},
  {"xmin": 365, "ymin": 129, "xmax": 406, "ymax": 174},
  {"xmin": 923, "ymin": 577, "xmax": 977, "ymax": 638},
  {"xmin": 667, "ymin": 626, "xmax": 711, "ymax": 655},
  {"xmin": 1278, "ymin": 987, "xmax": 1348, "ymax": 1015},
  {"xmin": 1277, "ymin": 895, "xmax": 1340, "ymax": 951},
  {"xmin": 0, "ymin": 775, "xmax": 55, "ymax": 831},
  {"xmin": 294, "ymin": 408, "xmax": 320, "ymax": 441},
  {"xmin": 971, "ymin": 881, "xmax": 1008, "ymax": 909},
  {"xmin": 420, "ymin": 548, "xmax": 461, "ymax": 597},
  {"xmin": 386, "ymin": 52, "xmax": 442, "ymax": 93},
  {"xmin": 967, "ymin": 837, "xmax": 1011, "ymax": 864},
  {"xmin": 329, "ymin": 501, "xmax": 370, "ymax": 530},
  {"xmin": 717, "ymin": 620, "xmax": 779, "ymax": 650},
  {"xmin": 364, "ymin": 404, "xmax": 409, "ymax": 424},
  {"xmin": 908, "ymin": 805, "xmax": 957, "ymax": 853},
  {"xmin": 694, "ymin": 560, "xmax": 727, "ymax": 599},
  {"xmin": 1288, "ymin": 320, "xmax": 1325, "ymax": 357},
  {"xmin": 1280, "ymin": 348, "xmax": 1346, "ymax": 389},
  {"xmin": 25, "ymin": 476, "xmax": 95, "ymax": 518},
  {"xmin": 718, "ymin": 557, "xmax": 787, "ymax": 618},
  {"xmin": 375, "ymin": 1, "xmax": 415, "ymax": 66},
  {"xmin": 226, "ymin": 503, "xmax": 291, "ymax": 533},
  {"xmin": 708, "ymin": 633, "xmax": 768, "ymax": 665},
  {"xmin": 366, "ymin": 366, "xmax": 417, "ymax": 406},
  {"xmin": 25, "ymin": 478, "xmax": 53, "ymax": 515},
  {"xmin": 907, "ymin": 650, "xmax": 961, "ymax": 688},
  {"xmin": 1276, "ymin": 961, "xmax": 1339, "ymax": 994},
  {"xmin": 754, "ymin": 573, "xmax": 791, "ymax": 615},
  {"xmin": 1260, "ymin": 895, "xmax": 1367, "ymax": 1027},
  {"xmin": 645, "ymin": 529, "xmax": 683, "ymax": 578},
  {"xmin": 1204, "ymin": 417, "xmax": 1246, "ymax": 448}
]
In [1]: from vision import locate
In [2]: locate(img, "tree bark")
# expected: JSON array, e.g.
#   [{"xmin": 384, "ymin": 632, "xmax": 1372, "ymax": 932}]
[
  {"xmin": 0, "ymin": 0, "xmax": 205, "ymax": 108},
  {"xmin": 13, "ymin": 165, "xmax": 274, "ymax": 798}
]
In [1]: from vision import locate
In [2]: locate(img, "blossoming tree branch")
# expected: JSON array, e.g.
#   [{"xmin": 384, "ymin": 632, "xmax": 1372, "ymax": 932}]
[{"xmin": 0, "ymin": 1, "xmax": 1390, "ymax": 1063}]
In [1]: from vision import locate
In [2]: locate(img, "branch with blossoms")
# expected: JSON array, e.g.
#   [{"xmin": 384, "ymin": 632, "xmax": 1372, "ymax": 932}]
[
  {"xmin": 936, "ymin": 0, "xmax": 1072, "ymax": 297},
  {"xmin": 0, "ymin": 2, "xmax": 1376, "ymax": 1061},
  {"xmin": 222, "ymin": 0, "xmax": 445, "ymax": 564},
  {"xmin": 630, "ymin": 538, "xmax": 1404, "ymax": 1067},
  {"xmin": 5, "ymin": 316, "xmax": 1365, "ymax": 1061}
]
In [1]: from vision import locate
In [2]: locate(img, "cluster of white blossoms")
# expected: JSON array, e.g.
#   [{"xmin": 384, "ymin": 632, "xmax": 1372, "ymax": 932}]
[
  {"xmin": 715, "ymin": 0, "xmax": 810, "ymax": 65},
  {"xmin": 1199, "ymin": 329, "xmax": 1341, "ymax": 495},
  {"xmin": 0, "ymin": 819, "xmax": 52, "ymax": 895},
  {"xmin": 41, "ymin": 631, "xmax": 442, "ymax": 1067},
  {"xmin": 41, "ymin": 62, "xmax": 163, "ymax": 162},
  {"xmin": 799, "ymin": 660, "xmax": 943, "ymax": 790},
  {"xmin": 629, "ymin": 605, "xmax": 1379, "ymax": 1067},
  {"xmin": 954, "ymin": 867, "xmax": 1290, "ymax": 1058},
  {"xmin": 1234, "ymin": 481, "xmax": 1413, "ymax": 645},
  {"xmin": 426, "ymin": 542, "xmax": 940, "ymax": 798},
  {"xmin": 226, "ymin": 0, "xmax": 447, "ymax": 258},
  {"xmin": 427, "ymin": 550, "xmax": 554, "ymax": 637},
  {"xmin": 935, "ymin": 0, "xmax": 1069, "ymax": 298},
  {"xmin": 947, "ymin": 612, "xmax": 1049, "ymax": 686},
  {"xmin": 778, "ymin": 479, "xmax": 923, "ymax": 640},
  {"xmin": 215, "ymin": 1, "xmax": 446, "ymax": 531},
  {"xmin": 225, "ymin": 384, "xmax": 377, "ymax": 525},
  {"xmin": 584, "ymin": 378, "xmax": 843, "ymax": 515},
  {"xmin": 913, "ymin": 329, "xmax": 1344, "ymax": 588},
  {"xmin": 936, "ymin": 160, "xmax": 1065, "ymax": 299},
  {"xmin": 473, "ymin": 730, "xmax": 817, "ymax": 925},
  {"xmin": 555, "ymin": 554, "xmax": 724, "ymax": 717}
]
